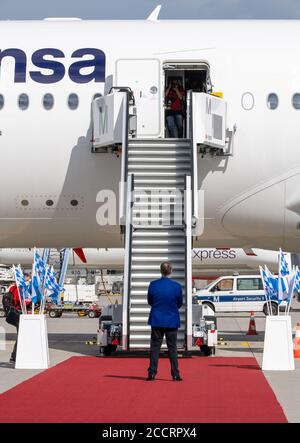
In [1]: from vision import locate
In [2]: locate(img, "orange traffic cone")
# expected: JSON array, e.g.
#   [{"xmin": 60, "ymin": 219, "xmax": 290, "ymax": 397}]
[
  {"xmin": 246, "ymin": 311, "xmax": 258, "ymax": 336},
  {"xmin": 294, "ymin": 323, "xmax": 300, "ymax": 358}
]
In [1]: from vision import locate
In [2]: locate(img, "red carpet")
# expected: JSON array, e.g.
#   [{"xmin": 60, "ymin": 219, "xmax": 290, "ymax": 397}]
[{"xmin": 0, "ymin": 356, "xmax": 287, "ymax": 423}]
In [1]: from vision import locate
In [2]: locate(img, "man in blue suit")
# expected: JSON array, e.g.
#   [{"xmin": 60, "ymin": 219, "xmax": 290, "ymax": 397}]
[{"xmin": 147, "ymin": 261, "xmax": 183, "ymax": 381}]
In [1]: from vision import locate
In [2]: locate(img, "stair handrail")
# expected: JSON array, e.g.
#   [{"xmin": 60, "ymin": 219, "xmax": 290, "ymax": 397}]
[
  {"xmin": 122, "ymin": 173, "xmax": 134, "ymax": 351},
  {"xmin": 184, "ymin": 175, "xmax": 193, "ymax": 351},
  {"xmin": 186, "ymin": 90, "xmax": 198, "ymax": 228},
  {"xmin": 119, "ymin": 91, "xmax": 130, "ymax": 227}
]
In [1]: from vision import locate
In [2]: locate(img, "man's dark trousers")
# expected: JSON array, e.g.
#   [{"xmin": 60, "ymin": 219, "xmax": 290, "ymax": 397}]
[{"xmin": 148, "ymin": 327, "xmax": 179, "ymax": 378}]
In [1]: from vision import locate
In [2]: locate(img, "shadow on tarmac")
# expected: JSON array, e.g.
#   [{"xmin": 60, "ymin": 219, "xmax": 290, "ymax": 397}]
[
  {"xmin": 209, "ymin": 363, "xmax": 260, "ymax": 370},
  {"xmin": 0, "ymin": 362, "xmax": 15, "ymax": 369}
]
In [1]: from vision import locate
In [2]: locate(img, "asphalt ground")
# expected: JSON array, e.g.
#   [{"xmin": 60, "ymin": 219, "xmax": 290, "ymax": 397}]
[{"xmin": 1, "ymin": 304, "xmax": 300, "ymax": 422}]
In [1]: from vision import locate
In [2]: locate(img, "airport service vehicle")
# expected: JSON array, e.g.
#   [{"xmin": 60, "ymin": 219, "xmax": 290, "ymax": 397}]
[
  {"xmin": 46, "ymin": 302, "xmax": 101, "ymax": 318},
  {"xmin": 193, "ymin": 275, "xmax": 279, "ymax": 315}
]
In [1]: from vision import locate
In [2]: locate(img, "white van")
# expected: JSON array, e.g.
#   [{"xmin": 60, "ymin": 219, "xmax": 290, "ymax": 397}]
[{"xmin": 193, "ymin": 274, "xmax": 280, "ymax": 315}]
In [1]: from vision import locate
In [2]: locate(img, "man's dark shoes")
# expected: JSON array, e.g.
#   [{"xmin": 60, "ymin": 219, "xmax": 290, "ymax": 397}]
[
  {"xmin": 172, "ymin": 375, "xmax": 183, "ymax": 381},
  {"xmin": 146, "ymin": 374, "xmax": 155, "ymax": 381}
]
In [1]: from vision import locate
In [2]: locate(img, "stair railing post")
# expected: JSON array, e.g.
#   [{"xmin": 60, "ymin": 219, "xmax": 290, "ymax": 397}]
[
  {"xmin": 187, "ymin": 91, "xmax": 199, "ymax": 228},
  {"xmin": 122, "ymin": 174, "xmax": 134, "ymax": 350},
  {"xmin": 184, "ymin": 175, "xmax": 193, "ymax": 351},
  {"xmin": 119, "ymin": 92, "xmax": 129, "ymax": 228}
]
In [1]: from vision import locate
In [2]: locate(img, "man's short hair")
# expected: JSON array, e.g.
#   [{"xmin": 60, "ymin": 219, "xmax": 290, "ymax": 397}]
[
  {"xmin": 160, "ymin": 261, "xmax": 172, "ymax": 276},
  {"xmin": 24, "ymin": 272, "xmax": 31, "ymax": 278}
]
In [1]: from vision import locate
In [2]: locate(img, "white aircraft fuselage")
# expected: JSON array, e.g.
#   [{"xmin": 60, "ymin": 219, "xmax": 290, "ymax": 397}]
[{"xmin": 0, "ymin": 20, "xmax": 299, "ymax": 250}]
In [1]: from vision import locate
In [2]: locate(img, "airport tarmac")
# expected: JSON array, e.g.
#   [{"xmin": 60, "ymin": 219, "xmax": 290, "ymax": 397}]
[{"xmin": 1, "ymin": 306, "xmax": 300, "ymax": 422}]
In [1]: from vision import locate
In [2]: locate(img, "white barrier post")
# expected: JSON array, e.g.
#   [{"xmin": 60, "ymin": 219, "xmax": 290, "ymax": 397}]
[
  {"xmin": 15, "ymin": 314, "xmax": 49, "ymax": 369},
  {"xmin": 262, "ymin": 315, "xmax": 295, "ymax": 371}
]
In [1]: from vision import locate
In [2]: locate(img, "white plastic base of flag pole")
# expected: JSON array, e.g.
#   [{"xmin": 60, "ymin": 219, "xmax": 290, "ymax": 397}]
[
  {"xmin": 15, "ymin": 314, "xmax": 49, "ymax": 369},
  {"xmin": 262, "ymin": 316, "xmax": 295, "ymax": 371}
]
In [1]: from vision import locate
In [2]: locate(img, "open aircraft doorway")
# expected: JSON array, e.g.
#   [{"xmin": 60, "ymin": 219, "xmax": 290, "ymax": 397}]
[{"xmin": 163, "ymin": 62, "xmax": 210, "ymax": 138}]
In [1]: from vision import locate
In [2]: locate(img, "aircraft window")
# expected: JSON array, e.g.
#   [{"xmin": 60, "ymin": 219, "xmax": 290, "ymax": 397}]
[
  {"xmin": 241, "ymin": 92, "xmax": 254, "ymax": 111},
  {"xmin": 43, "ymin": 94, "xmax": 54, "ymax": 110},
  {"xmin": 0, "ymin": 94, "xmax": 4, "ymax": 110},
  {"xmin": 18, "ymin": 93, "xmax": 29, "ymax": 110},
  {"xmin": 93, "ymin": 93, "xmax": 102, "ymax": 100},
  {"xmin": 21, "ymin": 199, "xmax": 29, "ymax": 206},
  {"xmin": 68, "ymin": 93, "xmax": 79, "ymax": 110},
  {"xmin": 45, "ymin": 199, "xmax": 54, "ymax": 207},
  {"xmin": 292, "ymin": 93, "xmax": 300, "ymax": 109},
  {"xmin": 267, "ymin": 93, "xmax": 278, "ymax": 110},
  {"xmin": 70, "ymin": 199, "xmax": 79, "ymax": 206}
]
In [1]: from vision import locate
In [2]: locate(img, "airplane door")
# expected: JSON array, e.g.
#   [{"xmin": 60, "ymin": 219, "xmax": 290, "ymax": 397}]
[{"xmin": 116, "ymin": 59, "xmax": 161, "ymax": 137}]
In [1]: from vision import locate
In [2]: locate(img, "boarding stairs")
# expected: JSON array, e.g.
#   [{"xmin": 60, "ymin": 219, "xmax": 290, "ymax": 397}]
[
  {"xmin": 123, "ymin": 138, "xmax": 193, "ymax": 350},
  {"xmin": 91, "ymin": 88, "xmax": 230, "ymax": 351}
]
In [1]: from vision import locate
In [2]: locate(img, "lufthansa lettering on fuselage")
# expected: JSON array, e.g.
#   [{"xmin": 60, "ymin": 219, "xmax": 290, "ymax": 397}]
[{"xmin": 0, "ymin": 48, "xmax": 106, "ymax": 83}]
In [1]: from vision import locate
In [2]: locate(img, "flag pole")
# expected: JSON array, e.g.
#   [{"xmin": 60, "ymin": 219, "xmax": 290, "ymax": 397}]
[
  {"xmin": 31, "ymin": 250, "xmax": 35, "ymax": 315},
  {"xmin": 260, "ymin": 266, "xmax": 271, "ymax": 316},
  {"xmin": 12, "ymin": 265, "xmax": 26, "ymax": 315},
  {"xmin": 41, "ymin": 265, "xmax": 49, "ymax": 315},
  {"xmin": 287, "ymin": 268, "xmax": 296, "ymax": 316},
  {"xmin": 264, "ymin": 266, "xmax": 272, "ymax": 316}
]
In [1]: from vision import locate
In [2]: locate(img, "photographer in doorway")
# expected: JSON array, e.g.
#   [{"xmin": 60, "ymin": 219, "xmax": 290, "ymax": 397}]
[{"xmin": 165, "ymin": 78, "xmax": 185, "ymax": 138}]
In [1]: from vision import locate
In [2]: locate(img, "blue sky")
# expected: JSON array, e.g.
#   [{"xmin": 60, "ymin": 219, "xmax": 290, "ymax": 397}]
[{"xmin": 1, "ymin": 0, "xmax": 300, "ymax": 20}]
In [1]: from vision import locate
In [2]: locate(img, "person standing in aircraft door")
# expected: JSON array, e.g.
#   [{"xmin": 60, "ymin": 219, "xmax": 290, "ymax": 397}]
[
  {"xmin": 146, "ymin": 261, "xmax": 183, "ymax": 381},
  {"xmin": 165, "ymin": 79, "xmax": 185, "ymax": 138}
]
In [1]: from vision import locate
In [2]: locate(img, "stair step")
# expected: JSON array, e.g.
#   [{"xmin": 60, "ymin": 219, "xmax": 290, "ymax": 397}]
[
  {"xmin": 131, "ymin": 264, "xmax": 185, "ymax": 271},
  {"xmin": 131, "ymin": 272, "xmax": 185, "ymax": 278},
  {"xmin": 132, "ymin": 221, "xmax": 184, "ymax": 227},
  {"xmin": 131, "ymin": 246, "xmax": 186, "ymax": 252},
  {"xmin": 129, "ymin": 331, "xmax": 185, "ymax": 339},
  {"xmin": 132, "ymin": 208, "xmax": 183, "ymax": 214},
  {"xmin": 130, "ymin": 283, "xmax": 184, "ymax": 290},
  {"xmin": 128, "ymin": 343, "xmax": 185, "ymax": 350},
  {"xmin": 130, "ymin": 289, "xmax": 186, "ymax": 296},
  {"xmin": 132, "ymin": 256, "xmax": 185, "ymax": 262},
  {"xmin": 131, "ymin": 173, "xmax": 188, "ymax": 179},
  {"xmin": 132, "ymin": 239, "xmax": 185, "ymax": 245},
  {"xmin": 132, "ymin": 230, "xmax": 184, "ymax": 236},
  {"xmin": 134, "ymin": 190, "xmax": 185, "ymax": 196},
  {"xmin": 133, "ymin": 200, "xmax": 183, "ymax": 206},
  {"xmin": 128, "ymin": 149, "xmax": 191, "ymax": 155},
  {"xmin": 134, "ymin": 185, "xmax": 185, "ymax": 190},
  {"xmin": 128, "ymin": 156, "xmax": 191, "ymax": 162},
  {"xmin": 128, "ymin": 139, "xmax": 191, "ymax": 146},
  {"xmin": 129, "ymin": 314, "xmax": 186, "ymax": 322},
  {"xmin": 134, "ymin": 178, "xmax": 185, "ymax": 184}
]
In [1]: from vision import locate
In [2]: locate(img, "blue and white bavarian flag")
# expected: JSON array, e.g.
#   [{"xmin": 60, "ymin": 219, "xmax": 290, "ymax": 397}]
[
  {"xmin": 260, "ymin": 266, "xmax": 277, "ymax": 299},
  {"xmin": 264, "ymin": 266, "xmax": 278, "ymax": 297},
  {"xmin": 13, "ymin": 265, "xmax": 31, "ymax": 300},
  {"xmin": 44, "ymin": 266, "xmax": 64, "ymax": 304},
  {"xmin": 31, "ymin": 248, "xmax": 47, "ymax": 304},
  {"xmin": 295, "ymin": 267, "xmax": 300, "ymax": 293},
  {"xmin": 278, "ymin": 249, "xmax": 290, "ymax": 300}
]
